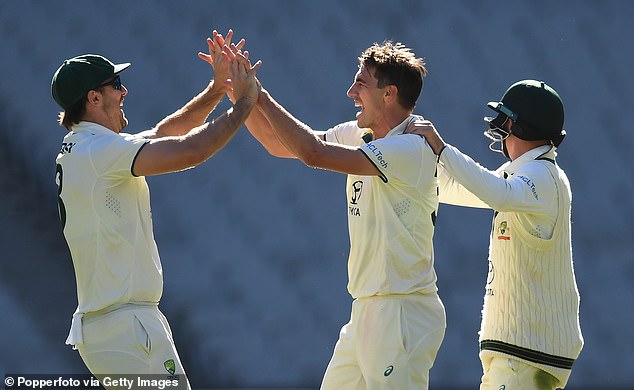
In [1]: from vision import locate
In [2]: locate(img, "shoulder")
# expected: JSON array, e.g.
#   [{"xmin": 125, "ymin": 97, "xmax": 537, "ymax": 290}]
[
  {"xmin": 512, "ymin": 160, "xmax": 560, "ymax": 197},
  {"xmin": 327, "ymin": 120, "xmax": 362, "ymax": 134},
  {"xmin": 516, "ymin": 159, "xmax": 556, "ymax": 178},
  {"xmin": 375, "ymin": 133, "xmax": 435, "ymax": 158},
  {"xmin": 325, "ymin": 120, "xmax": 364, "ymax": 145}
]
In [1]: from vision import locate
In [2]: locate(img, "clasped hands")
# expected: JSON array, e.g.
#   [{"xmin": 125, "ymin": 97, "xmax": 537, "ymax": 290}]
[{"xmin": 198, "ymin": 29, "xmax": 261, "ymax": 103}]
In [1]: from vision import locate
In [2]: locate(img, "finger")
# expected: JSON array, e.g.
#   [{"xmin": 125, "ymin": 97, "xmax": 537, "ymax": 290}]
[
  {"xmin": 233, "ymin": 58, "xmax": 246, "ymax": 78},
  {"xmin": 216, "ymin": 36, "xmax": 226, "ymax": 49},
  {"xmin": 212, "ymin": 30, "xmax": 224, "ymax": 46},
  {"xmin": 222, "ymin": 45, "xmax": 236, "ymax": 61},
  {"xmin": 221, "ymin": 50, "xmax": 233, "ymax": 63},
  {"xmin": 197, "ymin": 52, "xmax": 213, "ymax": 64},
  {"xmin": 235, "ymin": 38, "xmax": 246, "ymax": 52},
  {"xmin": 232, "ymin": 54, "xmax": 247, "ymax": 76},
  {"xmin": 211, "ymin": 37, "xmax": 223, "ymax": 55},
  {"xmin": 243, "ymin": 50, "xmax": 250, "ymax": 61},
  {"xmin": 205, "ymin": 39, "xmax": 218, "ymax": 59},
  {"xmin": 224, "ymin": 29, "xmax": 234, "ymax": 47},
  {"xmin": 233, "ymin": 50, "xmax": 247, "ymax": 63},
  {"xmin": 250, "ymin": 60, "xmax": 263, "ymax": 73}
]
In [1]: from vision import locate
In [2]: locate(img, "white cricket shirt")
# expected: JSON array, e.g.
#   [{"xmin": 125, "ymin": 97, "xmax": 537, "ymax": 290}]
[
  {"xmin": 56, "ymin": 122, "xmax": 162, "ymax": 319},
  {"xmin": 437, "ymin": 144, "xmax": 583, "ymax": 386},
  {"xmin": 324, "ymin": 116, "xmax": 439, "ymax": 298}
]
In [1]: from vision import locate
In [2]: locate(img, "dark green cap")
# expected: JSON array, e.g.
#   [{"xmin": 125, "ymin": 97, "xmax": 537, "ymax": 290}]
[
  {"xmin": 487, "ymin": 80, "xmax": 566, "ymax": 146},
  {"xmin": 51, "ymin": 54, "xmax": 130, "ymax": 110}
]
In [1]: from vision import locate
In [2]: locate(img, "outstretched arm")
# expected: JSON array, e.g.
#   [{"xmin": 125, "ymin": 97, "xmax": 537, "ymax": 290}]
[
  {"xmin": 244, "ymin": 94, "xmax": 295, "ymax": 158},
  {"xmin": 256, "ymin": 87, "xmax": 381, "ymax": 177},
  {"xmin": 221, "ymin": 44, "xmax": 309, "ymax": 159},
  {"xmin": 140, "ymin": 29, "xmax": 244, "ymax": 138},
  {"xmin": 132, "ymin": 49, "xmax": 261, "ymax": 176}
]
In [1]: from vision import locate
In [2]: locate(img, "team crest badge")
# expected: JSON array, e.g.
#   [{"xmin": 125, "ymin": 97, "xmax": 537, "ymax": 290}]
[
  {"xmin": 164, "ymin": 359, "xmax": 176, "ymax": 375},
  {"xmin": 497, "ymin": 221, "xmax": 510, "ymax": 240}
]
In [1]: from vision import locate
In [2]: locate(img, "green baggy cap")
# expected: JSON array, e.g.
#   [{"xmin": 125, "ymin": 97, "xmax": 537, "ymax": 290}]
[{"xmin": 51, "ymin": 54, "xmax": 130, "ymax": 110}]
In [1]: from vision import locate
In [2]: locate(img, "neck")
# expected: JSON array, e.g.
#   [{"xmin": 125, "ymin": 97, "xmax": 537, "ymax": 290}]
[
  {"xmin": 508, "ymin": 138, "xmax": 551, "ymax": 160},
  {"xmin": 81, "ymin": 112, "xmax": 120, "ymax": 133},
  {"xmin": 372, "ymin": 109, "xmax": 412, "ymax": 139}
]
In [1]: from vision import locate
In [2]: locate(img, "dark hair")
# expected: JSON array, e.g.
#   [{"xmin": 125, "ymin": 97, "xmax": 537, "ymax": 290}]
[
  {"xmin": 57, "ymin": 86, "xmax": 104, "ymax": 130},
  {"xmin": 359, "ymin": 41, "xmax": 427, "ymax": 110}
]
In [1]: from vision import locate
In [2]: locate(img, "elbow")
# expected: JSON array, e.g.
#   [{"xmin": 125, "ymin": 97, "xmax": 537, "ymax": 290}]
[
  {"xmin": 264, "ymin": 143, "xmax": 290, "ymax": 159},
  {"xmin": 180, "ymin": 139, "xmax": 211, "ymax": 168}
]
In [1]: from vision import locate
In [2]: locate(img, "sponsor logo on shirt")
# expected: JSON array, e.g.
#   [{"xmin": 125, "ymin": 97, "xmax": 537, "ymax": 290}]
[
  {"xmin": 349, "ymin": 180, "xmax": 363, "ymax": 217},
  {"xmin": 365, "ymin": 142, "xmax": 388, "ymax": 169},
  {"xmin": 516, "ymin": 175, "xmax": 539, "ymax": 200}
]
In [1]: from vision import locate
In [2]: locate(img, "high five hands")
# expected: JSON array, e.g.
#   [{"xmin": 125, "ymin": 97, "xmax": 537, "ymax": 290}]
[{"xmin": 198, "ymin": 29, "xmax": 262, "ymax": 101}]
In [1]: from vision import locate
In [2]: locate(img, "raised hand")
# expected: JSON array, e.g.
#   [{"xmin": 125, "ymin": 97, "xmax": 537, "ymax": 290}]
[
  {"xmin": 227, "ymin": 49, "xmax": 262, "ymax": 103},
  {"xmin": 404, "ymin": 119, "xmax": 446, "ymax": 155},
  {"xmin": 197, "ymin": 29, "xmax": 246, "ymax": 87}
]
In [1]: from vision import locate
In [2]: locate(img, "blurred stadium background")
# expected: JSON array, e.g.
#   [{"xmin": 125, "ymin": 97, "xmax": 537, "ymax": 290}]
[{"xmin": 1, "ymin": 0, "xmax": 632, "ymax": 389}]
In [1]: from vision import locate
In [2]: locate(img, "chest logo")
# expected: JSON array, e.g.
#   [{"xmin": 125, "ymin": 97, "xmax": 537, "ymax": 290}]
[
  {"xmin": 350, "ymin": 180, "xmax": 363, "ymax": 205},
  {"xmin": 349, "ymin": 180, "xmax": 363, "ymax": 217}
]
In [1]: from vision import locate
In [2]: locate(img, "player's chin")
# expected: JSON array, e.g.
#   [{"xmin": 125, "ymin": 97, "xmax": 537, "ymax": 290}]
[
  {"xmin": 355, "ymin": 111, "xmax": 368, "ymax": 129},
  {"xmin": 120, "ymin": 115, "xmax": 129, "ymax": 129}
]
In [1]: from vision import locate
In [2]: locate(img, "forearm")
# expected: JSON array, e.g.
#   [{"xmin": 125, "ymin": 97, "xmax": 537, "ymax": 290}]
[
  {"xmin": 245, "ymin": 103, "xmax": 294, "ymax": 158},
  {"xmin": 154, "ymin": 80, "xmax": 229, "ymax": 137},
  {"xmin": 439, "ymin": 145, "xmax": 509, "ymax": 207},
  {"xmin": 438, "ymin": 165, "xmax": 491, "ymax": 208},
  {"xmin": 135, "ymin": 95, "xmax": 256, "ymax": 176},
  {"xmin": 188, "ymin": 96, "xmax": 255, "ymax": 161},
  {"xmin": 258, "ymin": 90, "xmax": 322, "ymax": 163}
]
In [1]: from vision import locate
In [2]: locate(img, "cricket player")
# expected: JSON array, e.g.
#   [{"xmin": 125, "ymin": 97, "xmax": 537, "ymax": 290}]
[
  {"xmin": 232, "ymin": 40, "xmax": 446, "ymax": 389},
  {"xmin": 52, "ymin": 30, "xmax": 260, "ymax": 389},
  {"xmin": 407, "ymin": 80, "xmax": 583, "ymax": 389}
]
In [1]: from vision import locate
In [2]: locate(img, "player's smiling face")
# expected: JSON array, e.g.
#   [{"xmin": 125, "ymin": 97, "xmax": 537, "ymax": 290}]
[{"xmin": 347, "ymin": 64, "xmax": 388, "ymax": 131}]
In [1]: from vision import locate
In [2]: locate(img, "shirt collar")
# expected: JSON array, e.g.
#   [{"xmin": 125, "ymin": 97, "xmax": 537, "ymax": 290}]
[
  {"xmin": 505, "ymin": 144, "xmax": 557, "ymax": 175},
  {"xmin": 385, "ymin": 115, "xmax": 416, "ymax": 138},
  {"xmin": 71, "ymin": 121, "xmax": 116, "ymax": 135}
]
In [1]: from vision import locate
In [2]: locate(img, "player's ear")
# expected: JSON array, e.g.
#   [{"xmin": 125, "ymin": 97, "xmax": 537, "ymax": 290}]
[
  {"xmin": 384, "ymin": 85, "xmax": 397, "ymax": 102},
  {"xmin": 87, "ymin": 90, "xmax": 101, "ymax": 105}
]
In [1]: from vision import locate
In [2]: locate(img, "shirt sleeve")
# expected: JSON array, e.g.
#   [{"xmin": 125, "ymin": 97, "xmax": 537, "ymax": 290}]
[
  {"xmin": 439, "ymin": 144, "xmax": 556, "ymax": 213},
  {"xmin": 89, "ymin": 133, "xmax": 149, "ymax": 178},
  {"xmin": 323, "ymin": 121, "xmax": 365, "ymax": 146},
  {"xmin": 438, "ymin": 164, "xmax": 491, "ymax": 209},
  {"xmin": 359, "ymin": 134, "xmax": 436, "ymax": 185}
]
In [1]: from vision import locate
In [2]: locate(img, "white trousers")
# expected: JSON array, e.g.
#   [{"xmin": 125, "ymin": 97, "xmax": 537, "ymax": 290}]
[
  {"xmin": 320, "ymin": 293, "xmax": 446, "ymax": 390},
  {"xmin": 77, "ymin": 305, "xmax": 191, "ymax": 390},
  {"xmin": 480, "ymin": 356, "xmax": 559, "ymax": 390}
]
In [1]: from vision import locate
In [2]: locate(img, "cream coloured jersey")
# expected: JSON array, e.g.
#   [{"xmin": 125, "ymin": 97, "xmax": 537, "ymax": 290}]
[
  {"xmin": 56, "ymin": 122, "xmax": 161, "ymax": 316},
  {"xmin": 324, "ymin": 116, "xmax": 439, "ymax": 298},
  {"xmin": 437, "ymin": 144, "xmax": 583, "ymax": 386}
]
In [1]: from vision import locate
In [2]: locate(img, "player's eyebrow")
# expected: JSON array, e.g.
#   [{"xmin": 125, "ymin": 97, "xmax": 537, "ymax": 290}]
[{"xmin": 355, "ymin": 74, "xmax": 369, "ymax": 85}]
